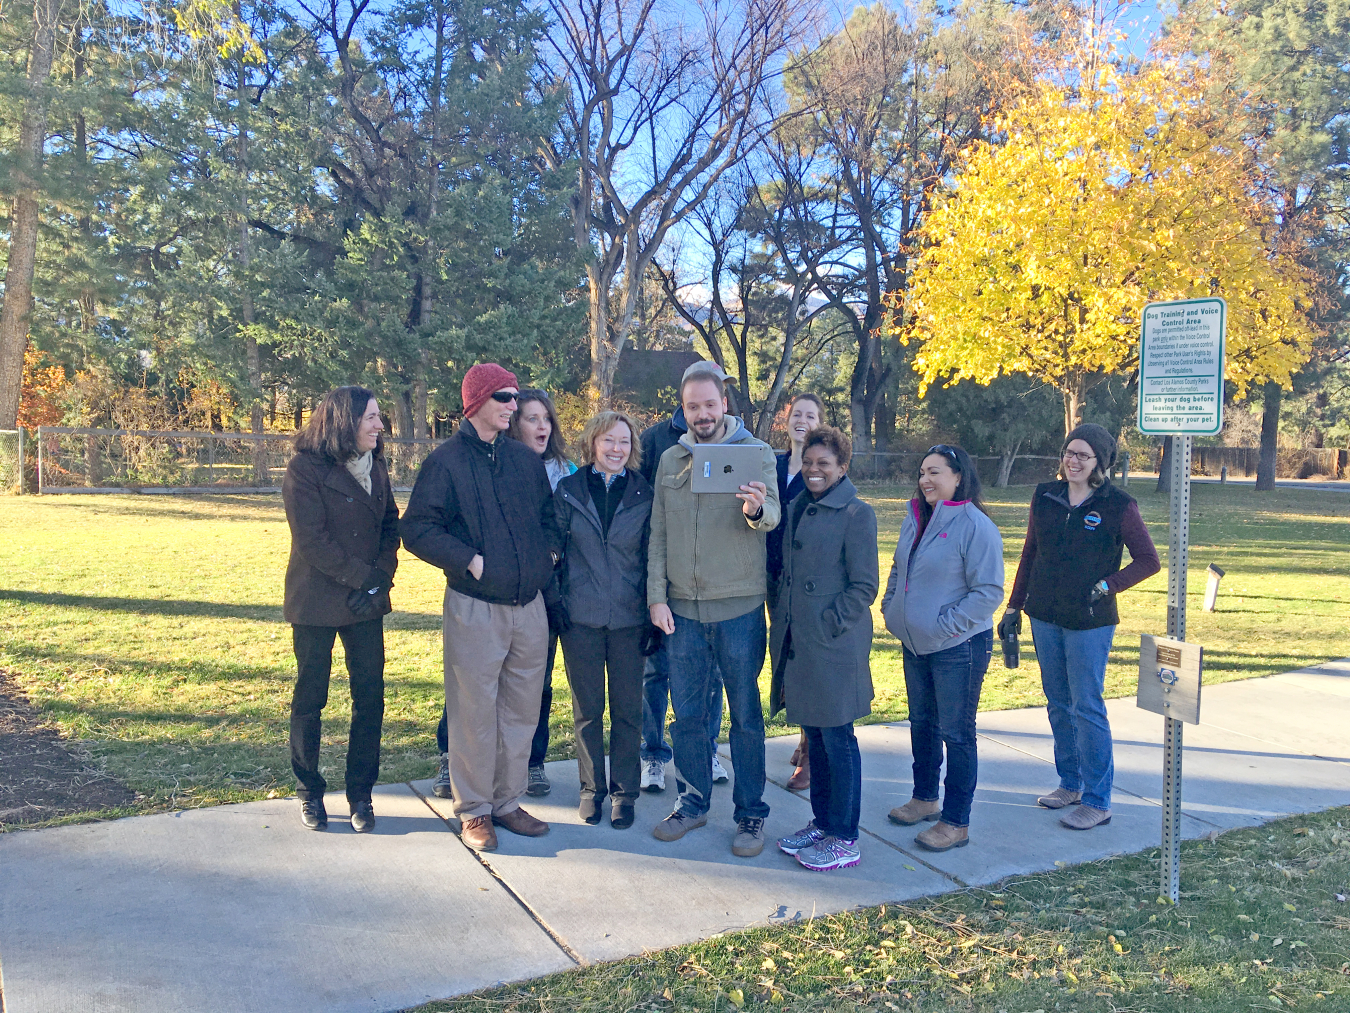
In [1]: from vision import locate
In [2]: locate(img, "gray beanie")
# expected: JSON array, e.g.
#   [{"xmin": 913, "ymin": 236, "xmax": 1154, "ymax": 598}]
[{"xmin": 1062, "ymin": 423, "xmax": 1117, "ymax": 471}]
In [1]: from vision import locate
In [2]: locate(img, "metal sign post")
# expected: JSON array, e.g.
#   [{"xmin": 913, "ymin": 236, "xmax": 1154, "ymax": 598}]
[{"xmin": 1137, "ymin": 298, "xmax": 1226, "ymax": 904}]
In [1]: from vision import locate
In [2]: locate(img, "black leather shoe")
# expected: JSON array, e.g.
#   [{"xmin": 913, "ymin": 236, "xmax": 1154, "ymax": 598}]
[
  {"xmin": 579, "ymin": 797, "xmax": 604, "ymax": 825},
  {"xmin": 611, "ymin": 803, "xmax": 635, "ymax": 830},
  {"xmin": 350, "ymin": 800, "xmax": 376, "ymax": 833},
  {"xmin": 300, "ymin": 798, "xmax": 327, "ymax": 830}
]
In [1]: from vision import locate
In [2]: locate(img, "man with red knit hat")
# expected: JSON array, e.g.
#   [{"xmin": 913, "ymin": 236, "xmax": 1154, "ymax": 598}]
[{"xmin": 402, "ymin": 362, "xmax": 564, "ymax": 851}]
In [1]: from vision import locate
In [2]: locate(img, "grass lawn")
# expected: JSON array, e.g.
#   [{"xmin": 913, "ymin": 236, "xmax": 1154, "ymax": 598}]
[
  {"xmin": 0, "ymin": 481, "xmax": 1346, "ymax": 827},
  {"xmin": 407, "ymin": 805, "xmax": 1350, "ymax": 1013}
]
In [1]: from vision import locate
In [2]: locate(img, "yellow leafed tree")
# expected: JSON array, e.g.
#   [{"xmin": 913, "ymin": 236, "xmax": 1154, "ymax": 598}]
[{"xmin": 895, "ymin": 43, "xmax": 1315, "ymax": 434}]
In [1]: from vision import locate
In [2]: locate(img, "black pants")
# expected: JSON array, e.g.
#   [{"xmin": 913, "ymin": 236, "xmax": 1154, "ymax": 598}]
[
  {"xmin": 560, "ymin": 624, "xmax": 644, "ymax": 803},
  {"xmin": 437, "ymin": 631, "xmax": 557, "ymax": 767},
  {"xmin": 290, "ymin": 618, "xmax": 385, "ymax": 804}
]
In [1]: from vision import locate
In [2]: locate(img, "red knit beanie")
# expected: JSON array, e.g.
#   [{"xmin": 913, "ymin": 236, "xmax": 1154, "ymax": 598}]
[{"xmin": 461, "ymin": 362, "xmax": 519, "ymax": 419}]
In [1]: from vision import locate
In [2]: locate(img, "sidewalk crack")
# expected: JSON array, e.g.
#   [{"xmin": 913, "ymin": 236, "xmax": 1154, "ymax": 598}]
[{"xmin": 406, "ymin": 782, "xmax": 585, "ymax": 967}]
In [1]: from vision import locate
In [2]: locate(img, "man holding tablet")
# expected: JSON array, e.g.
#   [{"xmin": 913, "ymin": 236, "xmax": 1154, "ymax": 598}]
[{"xmin": 647, "ymin": 366, "xmax": 780, "ymax": 857}]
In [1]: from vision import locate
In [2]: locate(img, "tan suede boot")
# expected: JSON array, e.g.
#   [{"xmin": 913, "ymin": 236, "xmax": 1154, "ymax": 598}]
[
  {"xmin": 888, "ymin": 797, "xmax": 941, "ymax": 826},
  {"xmin": 915, "ymin": 821, "xmax": 969, "ymax": 852}
]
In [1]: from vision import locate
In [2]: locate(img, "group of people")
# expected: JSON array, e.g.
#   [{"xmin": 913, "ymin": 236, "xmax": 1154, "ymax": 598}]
[{"xmin": 281, "ymin": 358, "xmax": 1160, "ymax": 871}]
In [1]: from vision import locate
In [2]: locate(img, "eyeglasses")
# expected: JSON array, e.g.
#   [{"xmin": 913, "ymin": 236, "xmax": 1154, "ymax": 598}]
[
  {"xmin": 489, "ymin": 391, "xmax": 518, "ymax": 404},
  {"xmin": 1062, "ymin": 449, "xmax": 1096, "ymax": 464}
]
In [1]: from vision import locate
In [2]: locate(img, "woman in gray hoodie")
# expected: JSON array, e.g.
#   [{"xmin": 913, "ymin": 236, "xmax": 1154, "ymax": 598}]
[{"xmin": 881, "ymin": 445, "xmax": 1004, "ymax": 852}]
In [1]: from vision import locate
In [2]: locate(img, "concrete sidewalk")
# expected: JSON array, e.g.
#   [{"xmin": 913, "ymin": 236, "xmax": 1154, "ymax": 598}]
[{"xmin": 2, "ymin": 660, "xmax": 1347, "ymax": 1013}]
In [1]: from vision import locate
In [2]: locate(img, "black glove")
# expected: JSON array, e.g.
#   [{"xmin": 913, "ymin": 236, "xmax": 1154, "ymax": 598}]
[
  {"xmin": 640, "ymin": 623, "xmax": 664, "ymax": 657},
  {"xmin": 996, "ymin": 609, "xmax": 1022, "ymax": 640},
  {"xmin": 1088, "ymin": 579, "xmax": 1112, "ymax": 605},
  {"xmin": 546, "ymin": 599, "xmax": 572, "ymax": 635},
  {"xmin": 347, "ymin": 567, "xmax": 389, "ymax": 617}
]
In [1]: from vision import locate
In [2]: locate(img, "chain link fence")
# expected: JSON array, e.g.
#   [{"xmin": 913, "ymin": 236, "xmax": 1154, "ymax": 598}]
[
  {"xmin": 34, "ymin": 428, "xmax": 445, "ymax": 493},
  {"xmin": 0, "ymin": 430, "xmax": 22, "ymax": 494}
]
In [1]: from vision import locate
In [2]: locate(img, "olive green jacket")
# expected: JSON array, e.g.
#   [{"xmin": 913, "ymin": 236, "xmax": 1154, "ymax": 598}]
[{"xmin": 647, "ymin": 416, "xmax": 780, "ymax": 606}]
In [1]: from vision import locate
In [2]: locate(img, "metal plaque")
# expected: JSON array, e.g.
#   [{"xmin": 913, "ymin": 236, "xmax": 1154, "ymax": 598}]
[{"xmin": 1137, "ymin": 634, "xmax": 1203, "ymax": 724}]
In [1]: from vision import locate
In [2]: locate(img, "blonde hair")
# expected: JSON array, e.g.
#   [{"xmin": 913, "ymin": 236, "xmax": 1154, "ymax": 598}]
[{"xmin": 577, "ymin": 410, "xmax": 642, "ymax": 471}]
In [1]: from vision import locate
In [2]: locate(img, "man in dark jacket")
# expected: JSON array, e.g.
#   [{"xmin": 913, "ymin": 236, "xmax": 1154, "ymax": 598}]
[{"xmin": 401, "ymin": 363, "xmax": 563, "ymax": 852}]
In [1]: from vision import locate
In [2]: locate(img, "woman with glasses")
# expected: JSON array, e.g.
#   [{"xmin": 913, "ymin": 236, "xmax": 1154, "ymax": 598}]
[
  {"xmin": 767, "ymin": 392, "xmax": 825, "ymax": 790},
  {"xmin": 881, "ymin": 444, "xmax": 1004, "ymax": 852},
  {"xmin": 998, "ymin": 424, "xmax": 1159, "ymax": 831},
  {"xmin": 430, "ymin": 389, "xmax": 576, "ymax": 802}
]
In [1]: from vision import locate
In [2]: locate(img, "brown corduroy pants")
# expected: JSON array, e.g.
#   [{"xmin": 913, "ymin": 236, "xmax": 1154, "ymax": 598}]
[{"xmin": 442, "ymin": 587, "xmax": 548, "ymax": 819}]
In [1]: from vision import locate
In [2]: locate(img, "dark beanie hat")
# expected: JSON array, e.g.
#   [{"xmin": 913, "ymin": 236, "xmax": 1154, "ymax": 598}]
[
  {"xmin": 1062, "ymin": 422, "xmax": 1118, "ymax": 471},
  {"xmin": 461, "ymin": 363, "xmax": 518, "ymax": 419}
]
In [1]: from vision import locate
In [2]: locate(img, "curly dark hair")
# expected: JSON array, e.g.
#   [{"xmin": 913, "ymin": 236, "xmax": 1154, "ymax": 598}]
[
  {"xmin": 801, "ymin": 425, "xmax": 851, "ymax": 469},
  {"xmin": 294, "ymin": 386, "xmax": 381, "ymax": 462}
]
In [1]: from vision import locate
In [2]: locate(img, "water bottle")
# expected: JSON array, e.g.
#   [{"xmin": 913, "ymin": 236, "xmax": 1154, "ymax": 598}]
[{"xmin": 1001, "ymin": 628, "xmax": 1019, "ymax": 669}]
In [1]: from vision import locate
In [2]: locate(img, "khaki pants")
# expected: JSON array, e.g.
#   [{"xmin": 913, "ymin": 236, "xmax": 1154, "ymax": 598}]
[{"xmin": 443, "ymin": 587, "xmax": 548, "ymax": 819}]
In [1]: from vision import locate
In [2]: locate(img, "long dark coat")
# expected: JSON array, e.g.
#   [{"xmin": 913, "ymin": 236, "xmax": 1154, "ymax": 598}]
[
  {"xmin": 282, "ymin": 450, "xmax": 400, "ymax": 627},
  {"xmin": 768, "ymin": 476, "xmax": 878, "ymax": 728}
]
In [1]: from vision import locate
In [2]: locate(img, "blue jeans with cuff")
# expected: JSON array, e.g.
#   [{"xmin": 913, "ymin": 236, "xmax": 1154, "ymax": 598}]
[
  {"xmin": 664, "ymin": 607, "xmax": 769, "ymax": 822},
  {"xmin": 902, "ymin": 629, "xmax": 993, "ymax": 828},
  {"xmin": 1030, "ymin": 618, "xmax": 1117, "ymax": 811}
]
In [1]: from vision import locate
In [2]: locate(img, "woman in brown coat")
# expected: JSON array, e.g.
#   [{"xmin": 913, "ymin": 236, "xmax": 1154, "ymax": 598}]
[{"xmin": 282, "ymin": 386, "xmax": 400, "ymax": 833}]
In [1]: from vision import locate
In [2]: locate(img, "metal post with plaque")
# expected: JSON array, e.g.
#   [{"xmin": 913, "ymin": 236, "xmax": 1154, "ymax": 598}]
[{"xmin": 1136, "ymin": 297, "xmax": 1226, "ymax": 903}]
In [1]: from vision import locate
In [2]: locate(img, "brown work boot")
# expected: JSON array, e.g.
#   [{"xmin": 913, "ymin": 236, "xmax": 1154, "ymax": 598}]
[
  {"xmin": 1059, "ymin": 804, "xmax": 1112, "ymax": 830},
  {"xmin": 494, "ymin": 806, "xmax": 550, "ymax": 837},
  {"xmin": 1036, "ymin": 786, "xmax": 1083, "ymax": 810},
  {"xmin": 915, "ymin": 821, "xmax": 969, "ymax": 852},
  {"xmin": 786, "ymin": 765, "xmax": 810, "ymax": 790},
  {"xmin": 888, "ymin": 797, "xmax": 941, "ymax": 826},
  {"xmin": 460, "ymin": 814, "xmax": 498, "ymax": 851}
]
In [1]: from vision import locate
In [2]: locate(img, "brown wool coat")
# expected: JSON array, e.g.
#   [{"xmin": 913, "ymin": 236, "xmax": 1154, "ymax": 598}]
[{"xmin": 282, "ymin": 451, "xmax": 400, "ymax": 627}]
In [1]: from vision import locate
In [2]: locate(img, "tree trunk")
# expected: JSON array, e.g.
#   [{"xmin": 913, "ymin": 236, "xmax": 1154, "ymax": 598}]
[
  {"xmin": 587, "ymin": 273, "xmax": 617, "ymax": 408},
  {"xmin": 1062, "ymin": 380, "xmax": 1084, "ymax": 436},
  {"xmin": 1255, "ymin": 381, "xmax": 1281, "ymax": 491},
  {"xmin": 997, "ymin": 439, "xmax": 1022, "ymax": 488},
  {"xmin": 236, "ymin": 54, "xmax": 266, "ymax": 485},
  {"xmin": 1156, "ymin": 437, "xmax": 1172, "ymax": 494},
  {"xmin": 0, "ymin": 0, "xmax": 62, "ymax": 429}
]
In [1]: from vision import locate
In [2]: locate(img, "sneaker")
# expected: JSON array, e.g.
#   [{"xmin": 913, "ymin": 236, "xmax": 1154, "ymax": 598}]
[
  {"xmin": 299, "ymin": 797, "xmax": 328, "ymax": 831},
  {"xmin": 796, "ymin": 836, "xmax": 860, "ymax": 871},
  {"xmin": 653, "ymin": 809, "xmax": 708, "ymax": 841},
  {"xmin": 777, "ymin": 821, "xmax": 826, "ymax": 856},
  {"xmin": 1059, "ymin": 804, "xmax": 1112, "ymax": 830},
  {"xmin": 732, "ymin": 816, "xmax": 766, "ymax": 857},
  {"xmin": 888, "ymin": 797, "xmax": 941, "ymax": 826},
  {"xmin": 711, "ymin": 755, "xmax": 729, "ymax": 783},
  {"xmin": 1037, "ymin": 786, "xmax": 1083, "ymax": 810},
  {"xmin": 432, "ymin": 753, "xmax": 453, "ymax": 799},
  {"xmin": 527, "ymin": 765, "xmax": 551, "ymax": 796},
  {"xmin": 641, "ymin": 758, "xmax": 667, "ymax": 793}
]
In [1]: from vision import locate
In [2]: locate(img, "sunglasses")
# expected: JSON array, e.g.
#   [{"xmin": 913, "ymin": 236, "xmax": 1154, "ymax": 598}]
[
  {"xmin": 926, "ymin": 444, "xmax": 960, "ymax": 462},
  {"xmin": 489, "ymin": 391, "xmax": 518, "ymax": 404}
]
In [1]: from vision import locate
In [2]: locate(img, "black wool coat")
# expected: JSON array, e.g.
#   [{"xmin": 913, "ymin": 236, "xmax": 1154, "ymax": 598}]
[
  {"xmin": 282, "ymin": 450, "xmax": 400, "ymax": 627},
  {"xmin": 768, "ymin": 477, "xmax": 879, "ymax": 728}
]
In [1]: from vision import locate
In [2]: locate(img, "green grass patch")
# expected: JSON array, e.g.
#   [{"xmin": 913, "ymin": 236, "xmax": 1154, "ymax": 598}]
[
  {"xmin": 407, "ymin": 806, "xmax": 1350, "ymax": 1013},
  {"xmin": 1, "ymin": 482, "xmax": 1346, "ymax": 826}
]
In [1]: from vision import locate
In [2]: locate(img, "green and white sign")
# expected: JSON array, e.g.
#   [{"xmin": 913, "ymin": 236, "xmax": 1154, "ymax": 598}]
[{"xmin": 1137, "ymin": 297, "xmax": 1227, "ymax": 435}]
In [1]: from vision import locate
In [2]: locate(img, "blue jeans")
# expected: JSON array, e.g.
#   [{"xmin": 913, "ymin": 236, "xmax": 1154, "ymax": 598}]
[
  {"xmin": 1030, "ymin": 619, "xmax": 1117, "ymax": 811},
  {"xmin": 665, "ymin": 607, "xmax": 769, "ymax": 821},
  {"xmin": 804, "ymin": 723, "xmax": 861, "ymax": 840},
  {"xmin": 641, "ymin": 642, "xmax": 724, "ymax": 763},
  {"xmin": 902, "ymin": 629, "xmax": 993, "ymax": 828}
]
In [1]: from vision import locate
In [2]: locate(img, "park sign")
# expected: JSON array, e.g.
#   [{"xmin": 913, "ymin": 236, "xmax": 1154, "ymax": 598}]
[{"xmin": 1137, "ymin": 297, "xmax": 1227, "ymax": 436}]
